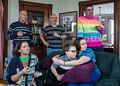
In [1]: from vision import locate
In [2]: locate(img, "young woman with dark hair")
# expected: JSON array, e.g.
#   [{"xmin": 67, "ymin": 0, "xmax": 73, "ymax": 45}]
[{"xmin": 6, "ymin": 41, "xmax": 42, "ymax": 86}]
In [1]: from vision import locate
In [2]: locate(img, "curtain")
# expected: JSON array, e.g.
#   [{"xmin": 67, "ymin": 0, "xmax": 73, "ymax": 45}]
[{"xmin": 0, "ymin": 0, "xmax": 4, "ymax": 79}]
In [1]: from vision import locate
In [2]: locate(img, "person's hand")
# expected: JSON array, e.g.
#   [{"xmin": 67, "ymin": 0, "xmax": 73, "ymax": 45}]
[
  {"xmin": 34, "ymin": 71, "xmax": 42, "ymax": 78},
  {"xmin": 56, "ymin": 74, "xmax": 64, "ymax": 81},
  {"xmin": 96, "ymin": 26, "xmax": 101, "ymax": 31},
  {"xmin": 21, "ymin": 67, "xmax": 30, "ymax": 75},
  {"xmin": 57, "ymin": 59, "xmax": 64, "ymax": 65},
  {"xmin": 52, "ymin": 55, "xmax": 64, "ymax": 65},
  {"xmin": 32, "ymin": 20, "xmax": 38, "ymax": 24},
  {"xmin": 45, "ymin": 42, "xmax": 49, "ymax": 47},
  {"xmin": 52, "ymin": 55, "xmax": 60, "ymax": 63},
  {"xmin": 53, "ymin": 32, "xmax": 60, "ymax": 38},
  {"xmin": 17, "ymin": 31, "xmax": 26, "ymax": 36},
  {"xmin": 53, "ymin": 58, "xmax": 64, "ymax": 65}
]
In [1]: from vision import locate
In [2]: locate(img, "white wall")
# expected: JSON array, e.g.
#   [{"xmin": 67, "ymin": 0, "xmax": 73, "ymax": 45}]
[
  {"xmin": 22, "ymin": 0, "xmax": 82, "ymax": 18},
  {"xmin": 56, "ymin": 0, "xmax": 79, "ymax": 13},
  {"xmin": 7, "ymin": 0, "xmax": 19, "ymax": 57},
  {"xmin": 22, "ymin": 0, "xmax": 57, "ymax": 12},
  {"xmin": 8, "ymin": 0, "xmax": 85, "ymax": 25}
]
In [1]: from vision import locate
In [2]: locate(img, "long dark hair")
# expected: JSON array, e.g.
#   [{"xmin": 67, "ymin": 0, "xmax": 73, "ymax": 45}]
[
  {"xmin": 73, "ymin": 37, "xmax": 85, "ymax": 52},
  {"xmin": 13, "ymin": 41, "xmax": 29, "ymax": 56}
]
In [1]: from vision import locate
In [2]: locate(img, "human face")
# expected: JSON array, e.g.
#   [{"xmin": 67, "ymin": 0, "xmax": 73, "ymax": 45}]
[
  {"xmin": 80, "ymin": 39, "xmax": 87, "ymax": 51},
  {"xmin": 66, "ymin": 46, "xmax": 77, "ymax": 60},
  {"xmin": 18, "ymin": 42, "xmax": 30, "ymax": 56},
  {"xmin": 85, "ymin": 6, "xmax": 93, "ymax": 17},
  {"xmin": 49, "ymin": 14, "xmax": 57, "ymax": 26},
  {"xmin": 19, "ymin": 10, "xmax": 28, "ymax": 23}
]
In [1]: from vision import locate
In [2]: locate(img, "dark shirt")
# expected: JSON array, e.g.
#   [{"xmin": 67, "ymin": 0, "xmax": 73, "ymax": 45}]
[
  {"xmin": 6, "ymin": 21, "xmax": 32, "ymax": 47},
  {"xmin": 42, "ymin": 25, "xmax": 65, "ymax": 49}
]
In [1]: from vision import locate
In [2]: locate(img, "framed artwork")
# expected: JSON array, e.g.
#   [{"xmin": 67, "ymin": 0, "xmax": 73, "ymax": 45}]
[{"xmin": 59, "ymin": 11, "xmax": 77, "ymax": 37}]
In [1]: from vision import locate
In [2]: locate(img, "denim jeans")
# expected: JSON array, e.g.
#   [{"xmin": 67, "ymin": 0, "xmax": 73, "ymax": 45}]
[{"xmin": 47, "ymin": 48, "xmax": 62, "ymax": 56}]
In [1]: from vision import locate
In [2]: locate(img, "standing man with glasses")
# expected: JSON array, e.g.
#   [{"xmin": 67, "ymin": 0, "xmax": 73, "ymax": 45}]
[
  {"xmin": 40, "ymin": 14, "xmax": 67, "ymax": 56},
  {"xmin": 78, "ymin": 4, "xmax": 104, "ymax": 51}
]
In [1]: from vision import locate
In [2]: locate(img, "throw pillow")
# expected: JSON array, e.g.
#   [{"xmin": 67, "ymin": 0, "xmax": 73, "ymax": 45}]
[{"xmin": 61, "ymin": 63, "xmax": 94, "ymax": 83}]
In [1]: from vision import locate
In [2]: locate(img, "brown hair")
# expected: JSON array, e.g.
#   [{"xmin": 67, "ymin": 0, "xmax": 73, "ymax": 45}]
[
  {"xmin": 13, "ymin": 41, "xmax": 29, "ymax": 56},
  {"xmin": 64, "ymin": 42, "xmax": 76, "ymax": 52},
  {"xmin": 84, "ymin": 4, "xmax": 93, "ymax": 11}
]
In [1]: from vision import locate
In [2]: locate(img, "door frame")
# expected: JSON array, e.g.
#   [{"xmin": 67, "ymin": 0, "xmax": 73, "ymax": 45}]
[
  {"xmin": 19, "ymin": 1, "xmax": 53, "ymax": 59},
  {"xmin": 0, "ymin": 0, "xmax": 8, "ymax": 79},
  {"xmin": 79, "ymin": 0, "xmax": 120, "ymax": 55},
  {"xmin": 19, "ymin": 1, "xmax": 52, "ymax": 26}
]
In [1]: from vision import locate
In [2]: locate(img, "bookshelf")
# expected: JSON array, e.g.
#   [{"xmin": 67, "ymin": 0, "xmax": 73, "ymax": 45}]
[{"xmin": 28, "ymin": 11, "xmax": 46, "ymax": 60}]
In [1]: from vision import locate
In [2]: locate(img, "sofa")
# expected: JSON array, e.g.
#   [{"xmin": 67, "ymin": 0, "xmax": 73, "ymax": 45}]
[
  {"xmin": 94, "ymin": 51, "xmax": 120, "ymax": 86},
  {"xmin": 35, "ymin": 51, "xmax": 120, "ymax": 86}
]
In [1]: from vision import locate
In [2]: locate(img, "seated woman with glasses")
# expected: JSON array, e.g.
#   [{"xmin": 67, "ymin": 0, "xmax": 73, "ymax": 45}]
[{"xmin": 52, "ymin": 37, "xmax": 101, "ymax": 86}]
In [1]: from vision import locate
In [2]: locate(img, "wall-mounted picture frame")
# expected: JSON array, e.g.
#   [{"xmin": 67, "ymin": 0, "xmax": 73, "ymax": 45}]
[{"xmin": 59, "ymin": 11, "xmax": 77, "ymax": 38}]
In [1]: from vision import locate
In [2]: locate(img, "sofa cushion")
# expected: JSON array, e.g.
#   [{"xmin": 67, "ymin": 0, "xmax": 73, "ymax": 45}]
[
  {"xmin": 61, "ymin": 63, "xmax": 94, "ymax": 83},
  {"xmin": 94, "ymin": 79, "xmax": 119, "ymax": 86},
  {"xmin": 94, "ymin": 52, "xmax": 114, "ymax": 78},
  {"xmin": 110, "ymin": 54, "xmax": 120, "ymax": 81}
]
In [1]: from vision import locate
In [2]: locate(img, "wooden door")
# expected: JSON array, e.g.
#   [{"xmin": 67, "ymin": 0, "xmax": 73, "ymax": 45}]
[
  {"xmin": 19, "ymin": 1, "xmax": 52, "ymax": 26},
  {"xmin": 19, "ymin": 1, "xmax": 52, "ymax": 59}
]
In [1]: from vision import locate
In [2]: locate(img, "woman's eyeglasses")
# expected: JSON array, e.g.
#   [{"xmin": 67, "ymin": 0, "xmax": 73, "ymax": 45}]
[{"xmin": 69, "ymin": 50, "xmax": 77, "ymax": 53}]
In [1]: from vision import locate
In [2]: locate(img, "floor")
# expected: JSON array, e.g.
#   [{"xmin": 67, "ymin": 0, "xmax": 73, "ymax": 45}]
[{"xmin": 0, "ymin": 80, "xmax": 7, "ymax": 86}]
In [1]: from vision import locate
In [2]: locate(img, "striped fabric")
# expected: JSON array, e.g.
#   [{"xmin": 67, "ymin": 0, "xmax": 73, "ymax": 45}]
[
  {"xmin": 42, "ymin": 25, "xmax": 65, "ymax": 49},
  {"xmin": 6, "ymin": 21, "xmax": 32, "ymax": 47},
  {"xmin": 77, "ymin": 16, "xmax": 104, "ymax": 47}
]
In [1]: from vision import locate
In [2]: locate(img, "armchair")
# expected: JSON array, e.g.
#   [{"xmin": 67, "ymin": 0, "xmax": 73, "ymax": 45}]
[{"xmin": 94, "ymin": 51, "xmax": 120, "ymax": 86}]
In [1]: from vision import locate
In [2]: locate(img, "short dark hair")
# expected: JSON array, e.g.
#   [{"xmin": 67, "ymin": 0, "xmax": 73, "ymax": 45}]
[
  {"xmin": 64, "ymin": 43, "xmax": 76, "ymax": 52},
  {"xmin": 84, "ymin": 4, "xmax": 93, "ymax": 11},
  {"xmin": 13, "ymin": 41, "xmax": 29, "ymax": 56}
]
